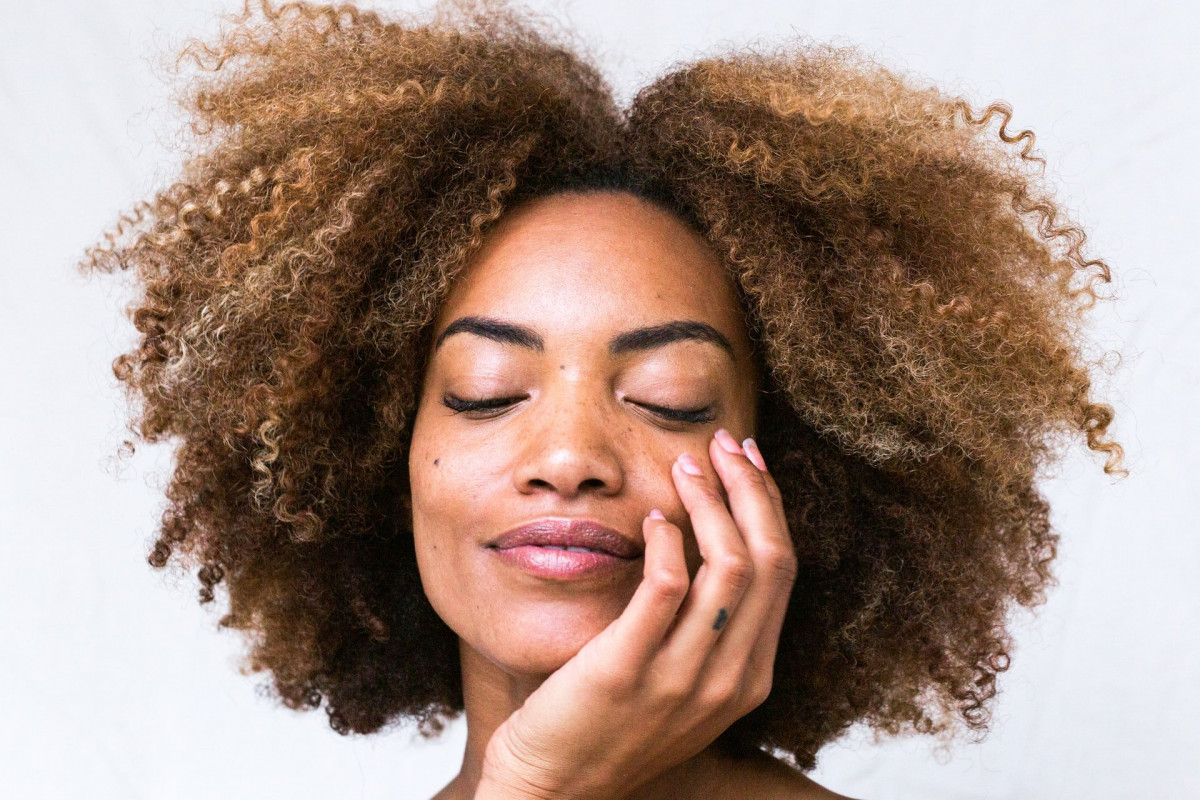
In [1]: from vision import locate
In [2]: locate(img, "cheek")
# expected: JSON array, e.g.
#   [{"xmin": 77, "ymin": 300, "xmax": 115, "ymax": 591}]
[
  {"xmin": 408, "ymin": 407, "xmax": 511, "ymax": 622},
  {"xmin": 410, "ymin": 400, "xmax": 489, "ymax": 511},
  {"xmin": 410, "ymin": 436, "xmax": 508, "ymax": 526},
  {"xmin": 408, "ymin": 408, "xmax": 461, "ymax": 612},
  {"xmin": 409, "ymin": 463, "xmax": 493, "ymax": 638}
]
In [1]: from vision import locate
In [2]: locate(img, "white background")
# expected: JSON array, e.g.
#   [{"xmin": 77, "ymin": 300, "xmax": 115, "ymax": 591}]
[{"xmin": 2, "ymin": 1, "xmax": 1196, "ymax": 798}]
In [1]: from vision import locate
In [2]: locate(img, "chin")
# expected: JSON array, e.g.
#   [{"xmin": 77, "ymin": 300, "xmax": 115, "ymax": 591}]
[{"xmin": 474, "ymin": 592, "xmax": 630, "ymax": 677}]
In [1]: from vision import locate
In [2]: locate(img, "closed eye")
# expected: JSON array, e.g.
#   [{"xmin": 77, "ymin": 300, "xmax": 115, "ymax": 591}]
[
  {"xmin": 441, "ymin": 394, "xmax": 715, "ymax": 424},
  {"xmin": 633, "ymin": 401, "xmax": 716, "ymax": 425},
  {"xmin": 441, "ymin": 394, "xmax": 524, "ymax": 416}
]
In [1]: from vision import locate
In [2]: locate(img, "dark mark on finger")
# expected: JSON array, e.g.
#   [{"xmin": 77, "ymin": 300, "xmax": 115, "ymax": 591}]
[{"xmin": 713, "ymin": 608, "xmax": 729, "ymax": 631}]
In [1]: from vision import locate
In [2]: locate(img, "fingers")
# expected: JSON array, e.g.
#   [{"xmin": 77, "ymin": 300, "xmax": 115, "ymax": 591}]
[
  {"xmin": 706, "ymin": 433, "xmax": 796, "ymax": 698},
  {"xmin": 602, "ymin": 508, "xmax": 690, "ymax": 671},
  {"xmin": 595, "ymin": 430, "xmax": 795, "ymax": 707},
  {"xmin": 658, "ymin": 446, "xmax": 756, "ymax": 668},
  {"xmin": 710, "ymin": 431, "xmax": 792, "ymax": 577}
]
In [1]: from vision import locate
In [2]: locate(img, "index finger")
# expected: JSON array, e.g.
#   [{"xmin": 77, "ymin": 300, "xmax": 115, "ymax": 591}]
[{"xmin": 596, "ymin": 510, "xmax": 691, "ymax": 671}]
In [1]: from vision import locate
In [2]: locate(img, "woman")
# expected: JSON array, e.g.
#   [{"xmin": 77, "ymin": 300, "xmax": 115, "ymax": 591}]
[
  {"xmin": 412, "ymin": 187, "xmax": 813, "ymax": 798},
  {"xmin": 81, "ymin": 0, "xmax": 1123, "ymax": 797}
]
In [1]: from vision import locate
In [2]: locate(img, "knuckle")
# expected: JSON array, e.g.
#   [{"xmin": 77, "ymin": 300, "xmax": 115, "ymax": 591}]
[
  {"xmin": 649, "ymin": 567, "xmax": 689, "ymax": 600},
  {"xmin": 717, "ymin": 551, "xmax": 755, "ymax": 589},
  {"xmin": 657, "ymin": 677, "xmax": 693, "ymax": 705},
  {"xmin": 744, "ymin": 673, "xmax": 773, "ymax": 709},
  {"xmin": 759, "ymin": 545, "xmax": 798, "ymax": 584},
  {"xmin": 700, "ymin": 675, "xmax": 741, "ymax": 709},
  {"xmin": 761, "ymin": 475, "xmax": 785, "ymax": 505},
  {"xmin": 691, "ymin": 482, "xmax": 725, "ymax": 507},
  {"xmin": 728, "ymin": 459, "xmax": 767, "ymax": 490}
]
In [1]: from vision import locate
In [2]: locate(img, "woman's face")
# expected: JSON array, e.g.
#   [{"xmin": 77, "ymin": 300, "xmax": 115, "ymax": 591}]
[{"xmin": 408, "ymin": 190, "xmax": 758, "ymax": 678}]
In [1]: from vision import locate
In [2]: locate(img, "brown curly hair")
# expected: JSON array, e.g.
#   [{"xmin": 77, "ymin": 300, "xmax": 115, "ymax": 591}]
[{"xmin": 81, "ymin": 0, "xmax": 1124, "ymax": 771}]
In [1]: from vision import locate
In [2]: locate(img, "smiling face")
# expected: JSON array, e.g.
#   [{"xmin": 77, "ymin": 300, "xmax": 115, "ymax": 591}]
[{"xmin": 408, "ymin": 190, "xmax": 758, "ymax": 678}]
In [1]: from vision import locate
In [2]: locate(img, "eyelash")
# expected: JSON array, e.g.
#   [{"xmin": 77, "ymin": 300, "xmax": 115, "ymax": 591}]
[{"xmin": 441, "ymin": 395, "xmax": 716, "ymax": 425}]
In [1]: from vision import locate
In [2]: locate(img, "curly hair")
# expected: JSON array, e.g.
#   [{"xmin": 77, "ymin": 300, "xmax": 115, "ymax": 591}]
[{"xmin": 81, "ymin": 0, "xmax": 1124, "ymax": 771}]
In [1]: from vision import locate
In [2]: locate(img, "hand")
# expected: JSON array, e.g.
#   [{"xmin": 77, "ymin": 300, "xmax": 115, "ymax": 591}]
[{"xmin": 476, "ymin": 429, "xmax": 798, "ymax": 800}]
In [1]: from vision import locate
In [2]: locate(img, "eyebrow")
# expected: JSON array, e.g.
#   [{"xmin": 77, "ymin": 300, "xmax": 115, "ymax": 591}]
[{"xmin": 433, "ymin": 315, "xmax": 736, "ymax": 360}]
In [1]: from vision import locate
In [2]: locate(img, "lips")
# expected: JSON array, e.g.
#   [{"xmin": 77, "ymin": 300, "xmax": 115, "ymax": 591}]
[{"xmin": 489, "ymin": 518, "xmax": 643, "ymax": 559}]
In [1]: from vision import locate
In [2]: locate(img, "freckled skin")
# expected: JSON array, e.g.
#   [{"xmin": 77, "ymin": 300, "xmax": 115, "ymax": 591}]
[
  {"xmin": 409, "ymin": 191, "xmax": 782, "ymax": 799},
  {"xmin": 409, "ymin": 191, "xmax": 758, "ymax": 681},
  {"xmin": 411, "ymin": 191, "xmax": 850, "ymax": 800}
]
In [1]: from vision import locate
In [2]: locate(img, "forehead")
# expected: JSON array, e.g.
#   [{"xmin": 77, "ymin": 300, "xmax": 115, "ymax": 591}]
[{"xmin": 435, "ymin": 191, "xmax": 751, "ymax": 357}]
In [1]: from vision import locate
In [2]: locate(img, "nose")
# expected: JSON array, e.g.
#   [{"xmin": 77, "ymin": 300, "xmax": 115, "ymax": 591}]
[{"xmin": 511, "ymin": 390, "xmax": 624, "ymax": 499}]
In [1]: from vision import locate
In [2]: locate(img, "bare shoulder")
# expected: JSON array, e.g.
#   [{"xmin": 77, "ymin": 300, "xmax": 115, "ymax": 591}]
[{"xmin": 726, "ymin": 750, "xmax": 860, "ymax": 800}]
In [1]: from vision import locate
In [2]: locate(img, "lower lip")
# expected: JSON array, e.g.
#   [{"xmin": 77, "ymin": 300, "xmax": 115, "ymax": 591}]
[{"xmin": 490, "ymin": 545, "xmax": 637, "ymax": 579}]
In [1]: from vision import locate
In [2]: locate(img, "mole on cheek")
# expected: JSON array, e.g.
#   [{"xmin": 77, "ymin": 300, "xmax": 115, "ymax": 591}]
[{"xmin": 433, "ymin": 459, "xmax": 440, "ymax": 466}]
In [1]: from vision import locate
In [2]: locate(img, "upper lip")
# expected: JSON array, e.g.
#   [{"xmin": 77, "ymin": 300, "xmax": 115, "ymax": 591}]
[{"xmin": 490, "ymin": 518, "xmax": 643, "ymax": 559}]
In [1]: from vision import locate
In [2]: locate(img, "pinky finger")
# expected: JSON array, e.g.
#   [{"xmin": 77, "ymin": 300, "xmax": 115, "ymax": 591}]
[{"xmin": 603, "ymin": 510, "xmax": 691, "ymax": 670}]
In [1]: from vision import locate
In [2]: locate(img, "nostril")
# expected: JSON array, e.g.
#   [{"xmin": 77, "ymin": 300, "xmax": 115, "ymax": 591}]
[
  {"xmin": 513, "ymin": 442, "xmax": 624, "ymax": 497},
  {"xmin": 524, "ymin": 476, "xmax": 609, "ymax": 494}
]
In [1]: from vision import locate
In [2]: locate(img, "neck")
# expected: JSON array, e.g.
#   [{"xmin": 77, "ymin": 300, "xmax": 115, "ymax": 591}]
[
  {"xmin": 438, "ymin": 639, "xmax": 748, "ymax": 800},
  {"xmin": 449, "ymin": 639, "xmax": 547, "ymax": 795}
]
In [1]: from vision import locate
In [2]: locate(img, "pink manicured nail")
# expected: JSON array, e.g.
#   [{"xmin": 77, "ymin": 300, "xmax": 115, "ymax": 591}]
[
  {"xmin": 648, "ymin": 508, "xmax": 665, "ymax": 520},
  {"xmin": 743, "ymin": 437, "xmax": 767, "ymax": 471},
  {"xmin": 714, "ymin": 428, "xmax": 744, "ymax": 455},
  {"xmin": 677, "ymin": 452, "xmax": 704, "ymax": 476}
]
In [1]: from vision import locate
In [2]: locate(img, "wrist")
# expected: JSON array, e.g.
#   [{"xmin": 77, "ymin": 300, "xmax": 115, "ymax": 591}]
[
  {"xmin": 472, "ymin": 775, "xmax": 530, "ymax": 800},
  {"xmin": 475, "ymin": 746, "xmax": 560, "ymax": 800},
  {"xmin": 475, "ymin": 772, "xmax": 625, "ymax": 800},
  {"xmin": 475, "ymin": 766, "xmax": 572, "ymax": 800},
  {"xmin": 478, "ymin": 745, "xmax": 614, "ymax": 800}
]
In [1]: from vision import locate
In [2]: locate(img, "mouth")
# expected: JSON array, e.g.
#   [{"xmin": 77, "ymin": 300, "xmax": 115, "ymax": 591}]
[
  {"xmin": 530, "ymin": 544, "xmax": 609, "ymax": 553},
  {"xmin": 488, "ymin": 518, "xmax": 643, "ymax": 579}
]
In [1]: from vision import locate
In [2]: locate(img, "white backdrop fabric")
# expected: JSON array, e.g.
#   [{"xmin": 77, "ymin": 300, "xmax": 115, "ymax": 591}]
[{"xmin": 2, "ymin": 1, "xmax": 1196, "ymax": 798}]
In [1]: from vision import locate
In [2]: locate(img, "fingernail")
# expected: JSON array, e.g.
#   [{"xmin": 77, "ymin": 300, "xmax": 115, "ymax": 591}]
[
  {"xmin": 677, "ymin": 452, "xmax": 703, "ymax": 476},
  {"xmin": 648, "ymin": 508, "xmax": 665, "ymax": 520},
  {"xmin": 743, "ymin": 437, "xmax": 767, "ymax": 471},
  {"xmin": 714, "ymin": 428, "xmax": 744, "ymax": 455}
]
